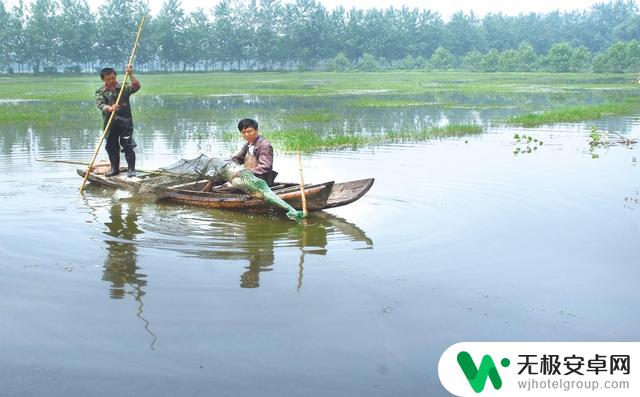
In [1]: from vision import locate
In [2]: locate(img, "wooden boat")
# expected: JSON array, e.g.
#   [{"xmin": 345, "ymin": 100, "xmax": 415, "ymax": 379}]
[{"xmin": 77, "ymin": 168, "xmax": 374, "ymax": 212}]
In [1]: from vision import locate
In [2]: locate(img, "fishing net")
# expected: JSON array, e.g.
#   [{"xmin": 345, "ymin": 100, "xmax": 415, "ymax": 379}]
[{"xmin": 139, "ymin": 155, "xmax": 305, "ymax": 220}]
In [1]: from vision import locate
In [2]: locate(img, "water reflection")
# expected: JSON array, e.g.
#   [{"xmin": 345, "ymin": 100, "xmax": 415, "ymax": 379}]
[
  {"xmin": 234, "ymin": 214, "xmax": 373, "ymax": 289},
  {"xmin": 3, "ymin": 91, "xmax": 632, "ymax": 155},
  {"xmin": 102, "ymin": 202, "xmax": 157, "ymax": 349},
  {"xmin": 624, "ymin": 191, "xmax": 639, "ymax": 210},
  {"xmin": 98, "ymin": 200, "xmax": 372, "ymax": 291},
  {"xmin": 147, "ymin": 207, "xmax": 374, "ymax": 289},
  {"xmin": 103, "ymin": 203, "xmax": 146, "ymax": 298}
]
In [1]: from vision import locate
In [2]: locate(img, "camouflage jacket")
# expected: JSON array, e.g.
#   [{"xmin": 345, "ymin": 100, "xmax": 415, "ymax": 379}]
[{"xmin": 95, "ymin": 81, "xmax": 141, "ymax": 126}]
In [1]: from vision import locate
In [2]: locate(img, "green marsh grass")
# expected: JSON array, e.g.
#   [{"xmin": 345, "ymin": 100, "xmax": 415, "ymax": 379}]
[
  {"xmin": 1, "ymin": 72, "xmax": 637, "ymax": 101},
  {"xmin": 225, "ymin": 125, "xmax": 483, "ymax": 152},
  {"xmin": 506, "ymin": 100, "xmax": 640, "ymax": 127},
  {"xmin": 0, "ymin": 103, "xmax": 95, "ymax": 127}
]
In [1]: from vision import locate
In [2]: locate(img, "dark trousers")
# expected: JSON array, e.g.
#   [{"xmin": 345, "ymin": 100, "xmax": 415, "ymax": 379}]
[
  {"xmin": 105, "ymin": 124, "xmax": 137, "ymax": 171},
  {"xmin": 256, "ymin": 170, "xmax": 278, "ymax": 186}
]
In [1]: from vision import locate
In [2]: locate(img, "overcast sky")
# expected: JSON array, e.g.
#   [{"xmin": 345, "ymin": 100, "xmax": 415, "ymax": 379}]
[{"xmin": 5, "ymin": 0, "xmax": 615, "ymax": 19}]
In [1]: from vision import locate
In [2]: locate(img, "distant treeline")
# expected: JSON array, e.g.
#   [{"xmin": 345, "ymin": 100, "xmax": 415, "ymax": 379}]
[{"xmin": 1, "ymin": 0, "xmax": 640, "ymax": 74}]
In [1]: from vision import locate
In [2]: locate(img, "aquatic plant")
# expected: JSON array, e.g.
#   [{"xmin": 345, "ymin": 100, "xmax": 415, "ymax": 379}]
[
  {"xmin": 226, "ymin": 125, "xmax": 483, "ymax": 152},
  {"xmin": 506, "ymin": 101, "xmax": 640, "ymax": 127},
  {"xmin": 513, "ymin": 133, "xmax": 543, "ymax": 156}
]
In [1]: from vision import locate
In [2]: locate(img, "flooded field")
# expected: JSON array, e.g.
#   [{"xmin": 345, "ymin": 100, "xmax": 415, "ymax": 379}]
[{"xmin": 1, "ymin": 74, "xmax": 639, "ymax": 396}]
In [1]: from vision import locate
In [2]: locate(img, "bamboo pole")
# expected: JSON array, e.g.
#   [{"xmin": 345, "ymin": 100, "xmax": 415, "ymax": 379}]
[
  {"xmin": 36, "ymin": 158, "xmax": 165, "ymax": 174},
  {"xmin": 37, "ymin": 158, "xmax": 89, "ymax": 166},
  {"xmin": 297, "ymin": 152, "xmax": 307, "ymax": 217},
  {"xmin": 80, "ymin": 16, "xmax": 146, "ymax": 193}
]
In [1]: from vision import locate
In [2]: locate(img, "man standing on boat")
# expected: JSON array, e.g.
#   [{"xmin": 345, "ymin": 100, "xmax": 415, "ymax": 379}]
[
  {"xmin": 232, "ymin": 118, "xmax": 278, "ymax": 185},
  {"xmin": 95, "ymin": 65, "xmax": 141, "ymax": 178}
]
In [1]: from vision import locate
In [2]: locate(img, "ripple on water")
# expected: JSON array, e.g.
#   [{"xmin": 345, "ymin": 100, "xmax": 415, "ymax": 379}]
[{"xmin": 84, "ymin": 196, "xmax": 374, "ymax": 261}]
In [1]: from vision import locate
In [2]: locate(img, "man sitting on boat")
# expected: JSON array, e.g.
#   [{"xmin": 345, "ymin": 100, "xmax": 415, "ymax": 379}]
[
  {"xmin": 95, "ymin": 65, "xmax": 141, "ymax": 178},
  {"xmin": 231, "ymin": 118, "xmax": 278, "ymax": 186}
]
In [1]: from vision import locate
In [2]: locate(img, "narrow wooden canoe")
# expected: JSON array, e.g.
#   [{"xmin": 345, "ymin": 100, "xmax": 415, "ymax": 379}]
[{"xmin": 77, "ymin": 168, "xmax": 374, "ymax": 212}]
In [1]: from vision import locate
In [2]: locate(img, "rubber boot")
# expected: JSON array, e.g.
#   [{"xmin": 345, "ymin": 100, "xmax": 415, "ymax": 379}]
[
  {"xmin": 105, "ymin": 150, "xmax": 120, "ymax": 177},
  {"xmin": 125, "ymin": 151, "xmax": 136, "ymax": 178}
]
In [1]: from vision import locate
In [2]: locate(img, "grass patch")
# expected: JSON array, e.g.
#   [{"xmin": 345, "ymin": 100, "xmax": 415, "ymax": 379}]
[
  {"xmin": 2, "ymin": 72, "xmax": 639, "ymax": 134},
  {"xmin": 0, "ymin": 72, "xmax": 637, "ymax": 101},
  {"xmin": 0, "ymin": 103, "xmax": 95, "ymax": 127},
  {"xmin": 506, "ymin": 100, "xmax": 640, "ymax": 127},
  {"xmin": 226, "ymin": 124, "xmax": 483, "ymax": 152}
]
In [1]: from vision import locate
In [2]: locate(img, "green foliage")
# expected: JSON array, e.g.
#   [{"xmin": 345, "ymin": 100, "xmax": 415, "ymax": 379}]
[
  {"xmin": 401, "ymin": 55, "xmax": 416, "ymax": 70},
  {"xmin": 378, "ymin": 57, "xmax": 390, "ymax": 70},
  {"xmin": 590, "ymin": 128, "xmax": 603, "ymax": 146},
  {"xmin": 1, "ymin": 71, "xmax": 637, "ymax": 102},
  {"xmin": 431, "ymin": 47, "xmax": 455, "ymax": 70},
  {"xmin": 497, "ymin": 49, "xmax": 520, "ymax": 72},
  {"xmin": 445, "ymin": 11, "xmax": 483, "ymax": 56},
  {"xmin": 58, "ymin": 0, "xmax": 97, "ymax": 67},
  {"xmin": 507, "ymin": 100, "xmax": 640, "ymax": 127},
  {"xmin": 592, "ymin": 40, "xmax": 640, "ymax": 72},
  {"xmin": 614, "ymin": 14, "xmax": 640, "ymax": 41},
  {"xmin": 461, "ymin": 50, "xmax": 483, "ymax": 71},
  {"xmin": 257, "ymin": 125, "xmax": 483, "ymax": 152},
  {"xmin": 512, "ymin": 133, "xmax": 543, "ymax": 155},
  {"xmin": 324, "ymin": 53, "xmax": 351, "ymax": 72},
  {"xmin": 0, "ymin": 1, "xmax": 11, "ymax": 69},
  {"xmin": 356, "ymin": 53, "xmax": 380, "ymax": 72},
  {"xmin": 0, "ymin": 1, "xmax": 640, "ymax": 73},
  {"xmin": 569, "ymin": 46, "xmax": 592, "ymax": 72},
  {"xmin": 516, "ymin": 42, "xmax": 538, "ymax": 71},
  {"xmin": 480, "ymin": 49, "xmax": 499, "ymax": 72},
  {"xmin": 543, "ymin": 42, "xmax": 574, "ymax": 72}
]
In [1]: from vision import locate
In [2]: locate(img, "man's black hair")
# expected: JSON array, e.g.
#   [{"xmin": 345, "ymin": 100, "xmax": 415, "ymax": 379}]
[
  {"xmin": 237, "ymin": 118, "xmax": 259, "ymax": 131},
  {"xmin": 100, "ymin": 67, "xmax": 117, "ymax": 80}
]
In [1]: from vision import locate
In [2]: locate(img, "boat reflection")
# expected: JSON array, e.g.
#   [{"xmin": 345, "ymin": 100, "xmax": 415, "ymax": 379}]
[
  {"xmin": 98, "ymin": 200, "xmax": 372, "ymax": 348},
  {"xmin": 232, "ymin": 212, "xmax": 374, "ymax": 289},
  {"xmin": 100, "ymin": 202, "xmax": 373, "ymax": 291},
  {"xmin": 159, "ymin": 207, "xmax": 374, "ymax": 289}
]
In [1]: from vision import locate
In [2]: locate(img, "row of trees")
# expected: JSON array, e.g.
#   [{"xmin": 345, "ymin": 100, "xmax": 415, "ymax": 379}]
[
  {"xmin": 327, "ymin": 40, "xmax": 640, "ymax": 73},
  {"xmin": 1, "ymin": 0, "xmax": 640, "ymax": 73}
]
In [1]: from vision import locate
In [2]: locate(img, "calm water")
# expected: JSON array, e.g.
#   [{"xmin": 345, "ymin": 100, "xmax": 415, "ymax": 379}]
[{"xmin": 0, "ymin": 94, "xmax": 639, "ymax": 396}]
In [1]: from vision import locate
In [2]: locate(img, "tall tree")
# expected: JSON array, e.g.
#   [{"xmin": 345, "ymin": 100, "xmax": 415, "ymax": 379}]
[
  {"xmin": 97, "ymin": 0, "xmax": 148, "ymax": 68},
  {"xmin": 183, "ymin": 8, "xmax": 209, "ymax": 71},
  {"xmin": 24, "ymin": 0, "xmax": 59, "ymax": 72},
  {"xmin": 285, "ymin": 0, "xmax": 328, "ymax": 69},
  {"xmin": 0, "ymin": 1, "xmax": 9, "ymax": 70},
  {"xmin": 211, "ymin": 0, "xmax": 240, "ymax": 70},
  {"xmin": 156, "ymin": 0, "xmax": 187, "ymax": 71},
  {"xmin": 483, "ymin": 13, "xmax": 519, "ymax": 51},
  {"xmin": 7, "ymin": 1, "xmax": 27, "ymax": 72},
  {"xmin": 415, "ymin": 10, "xmax": 444, "ymax": 58},
  {"xmin": 587, "ymin": 0, "xmax": 638, "ymax": 51},
  {"xmin": 255, "ymin": 0, "xmax": 284, "ymax": 69},
  {"xmin": 445, "ymin": 11, "xmax": 484, "ymax": 56},
  {"xmin": 58, "ymin": 0, "xmax": 97, "ymax": 69}
]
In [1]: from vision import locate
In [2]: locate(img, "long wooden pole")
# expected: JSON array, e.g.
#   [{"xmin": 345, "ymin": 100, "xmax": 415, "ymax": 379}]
[
  {"xmin": 297, "ymin": 152, "xmax": 307, "ymax": 217},
  {"xmin": 80, "ymin": 16, "xmax": 146, "ymax": 193}
]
